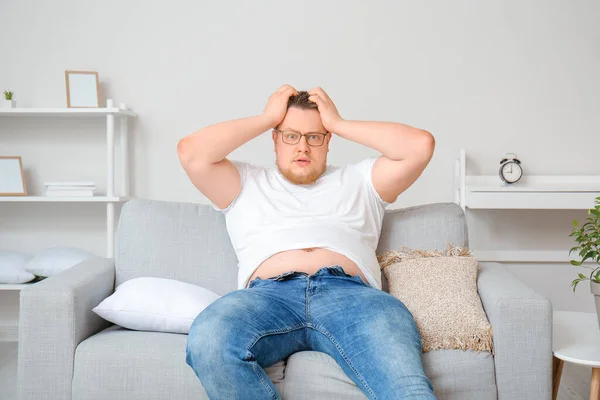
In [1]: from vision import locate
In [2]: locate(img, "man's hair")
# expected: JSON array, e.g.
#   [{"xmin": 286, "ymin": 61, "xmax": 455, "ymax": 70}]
[{"xmin": 287, "ymin": 91, "xmax": 317, "ymax": 110}]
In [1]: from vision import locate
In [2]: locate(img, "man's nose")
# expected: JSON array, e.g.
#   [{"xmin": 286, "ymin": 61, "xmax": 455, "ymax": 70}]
[{"xmin": 297, "ymin": 135, "xmax": 311, "ymax": 151}]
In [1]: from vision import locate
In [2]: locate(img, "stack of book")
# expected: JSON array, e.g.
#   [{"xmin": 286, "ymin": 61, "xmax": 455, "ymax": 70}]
[{"xmin": 43, "ymin": 182, "xmax": 96, "ymax": 197}]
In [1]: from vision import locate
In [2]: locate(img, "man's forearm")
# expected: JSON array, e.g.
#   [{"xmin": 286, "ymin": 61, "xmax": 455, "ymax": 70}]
[
  {"xmin": 178, "ymin": 114, "xmax": 274, "ymax": 166},
  {"xmin": 333, "ymin": 120, "xmax": 434, "ymax": 161}
]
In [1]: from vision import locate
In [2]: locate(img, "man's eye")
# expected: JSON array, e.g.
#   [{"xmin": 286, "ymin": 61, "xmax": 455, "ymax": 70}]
[
  {"xmin": 286, "ymin": 134, "xmax": 298, "ymax": 140},
  {"xmin": 309, "ymin": 135, "xmax": 319, "ymax": 140}
]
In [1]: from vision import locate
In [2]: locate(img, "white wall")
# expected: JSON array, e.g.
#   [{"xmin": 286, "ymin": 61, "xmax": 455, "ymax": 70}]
[{"xmin": 1, "ymin": 0, "xmax": 599, "ymax": 312}]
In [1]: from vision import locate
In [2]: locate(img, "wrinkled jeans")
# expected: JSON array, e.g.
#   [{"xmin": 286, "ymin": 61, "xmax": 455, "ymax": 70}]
[{"xmin": 186, "ymin": 266, "xmax": 436, "ymax": 400}]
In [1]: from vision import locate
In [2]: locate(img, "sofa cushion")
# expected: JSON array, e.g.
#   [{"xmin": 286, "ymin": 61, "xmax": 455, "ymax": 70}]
[
  {"xmin": 283, "ymin": 350, "xmax": 497, "ymax": 400},
  {"xmin": 73, "ymin": 326, "xmax": 496, "ymax": 400},
  {"xmin": 72, "ymin": 326, "xmax": 203, "ymax": 400},
  {"xmin": 114, "ymin": 200, "xmax": 468, "ymax": 296},
  {"xmin": 72, "ymin": 326, "xmax": 285, "ymax": 400},
  {"xmin": 92, "ymin": 277, "xmax": 221, "ymax": 334},
  {"xmin": 378, "ymin": 245, "xmax": 493, "ymax": 353},
  {"xmin": 114, "ymin": 199, "xmax": 240, "ymax": 296}
]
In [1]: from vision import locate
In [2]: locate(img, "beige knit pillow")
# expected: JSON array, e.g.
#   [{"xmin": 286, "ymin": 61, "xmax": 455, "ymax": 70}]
[{"xmin": 377, "ymin": 244, "xmax": 493, "ymax": 353}]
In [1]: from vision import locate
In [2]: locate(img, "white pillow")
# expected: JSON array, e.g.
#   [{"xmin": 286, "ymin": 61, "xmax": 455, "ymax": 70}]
[
  {"xmin": 0, "ymin": 251, "xmax": 35, "ymax": 284},
  {"xmin": 25, "ymin": 246, "xmax": 95, "ymax": 277},
  {"xmin": 92, "ymin": 277, "xmax": 222, "ymax": 334}
]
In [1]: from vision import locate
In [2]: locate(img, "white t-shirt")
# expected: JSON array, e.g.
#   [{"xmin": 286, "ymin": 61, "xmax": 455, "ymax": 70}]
[{"xmin": 211, "ymin": 157, "xmax": 391, "ymax": 290}]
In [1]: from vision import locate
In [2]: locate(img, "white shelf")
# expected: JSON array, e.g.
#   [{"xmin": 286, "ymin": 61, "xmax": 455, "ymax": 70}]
[
  {"xmin": 455, "ymin": 149, "xmax": 600, "ymax": 210},
  {"xmin": 0, "ymin": 196, "xmax": 130, "ymax": 203},
  {"xmin": 466, "ymin": 176, "xmax": 600, "ymax": 193},
  {"xmin": 0, "ymin": 282, "xmax": 38, "ymax": 291},
  {"xmin": 0, "ymin": 99, "xmax": 135, "ymax": 258},
  {"xmin": 0, "ymin": 107, "xmax": 136, "ymax": 117}
]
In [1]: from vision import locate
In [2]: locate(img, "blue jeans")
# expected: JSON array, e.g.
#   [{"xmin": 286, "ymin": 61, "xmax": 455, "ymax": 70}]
[{"xmin": 186, "ymin": 266, "xmax": 436, "ymax": 400}]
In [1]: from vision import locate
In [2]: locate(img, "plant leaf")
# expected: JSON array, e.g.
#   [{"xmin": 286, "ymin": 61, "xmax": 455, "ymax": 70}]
[{"xmin": 582, "ymin": 251, "xmax": 598, "ymax": 264}]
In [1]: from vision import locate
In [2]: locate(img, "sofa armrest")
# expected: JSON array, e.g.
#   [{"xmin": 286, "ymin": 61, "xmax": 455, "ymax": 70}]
[
  {"xmin": 17, "ymin": 257, "xmax": 115, "ymax": 400},
  {"xmin": 477, "ymin": 263, "xmax": 553, "ymax": 400}
]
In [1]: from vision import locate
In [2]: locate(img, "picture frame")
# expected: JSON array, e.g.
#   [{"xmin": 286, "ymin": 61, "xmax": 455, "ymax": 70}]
[
  {"xmin": 0, "ymin": 156, "xmax": 27, "ymax": 196},
  {"xmin": 65, "ymin": 70, "xmax": 101, "ymax": 108}
]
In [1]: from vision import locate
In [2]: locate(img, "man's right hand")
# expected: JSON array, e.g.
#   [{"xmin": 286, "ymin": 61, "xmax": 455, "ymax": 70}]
[{"xmin": 263, "ymin": 84, "xmax": 298, "ymax": 128}]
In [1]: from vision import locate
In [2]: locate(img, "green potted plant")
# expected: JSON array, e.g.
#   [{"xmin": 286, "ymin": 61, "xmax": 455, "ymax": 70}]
[
  {"xmin": 3, "ymin": 90, "xmax": 16, "ymax": 108},
  {"xmin": 570, "ymin": 195, "xmax": 600, "ymax": 328}
]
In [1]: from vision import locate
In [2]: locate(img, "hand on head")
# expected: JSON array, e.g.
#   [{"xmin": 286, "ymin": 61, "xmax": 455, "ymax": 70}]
[
  {"xmin": 263, "ymin": 85, "xmax": 343, "ymax": 134},
  {"xmin": 263, "ymin": 84, "xmax": 298, "ymax": 128},
  {"xmin": 307, "ymin": 87, "xmax": 343, "ymax": 133}
]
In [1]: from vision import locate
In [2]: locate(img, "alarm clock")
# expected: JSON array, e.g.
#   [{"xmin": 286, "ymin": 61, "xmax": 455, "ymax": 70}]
[{"xmin": 499, "ymin": 153, "xmax": 523, "ymax": 184}]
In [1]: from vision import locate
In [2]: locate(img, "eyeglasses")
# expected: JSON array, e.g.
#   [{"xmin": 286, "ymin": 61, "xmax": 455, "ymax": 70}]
[{"xmin": 274, "ymin": 129, "xmax": 329, "ymax": 147}]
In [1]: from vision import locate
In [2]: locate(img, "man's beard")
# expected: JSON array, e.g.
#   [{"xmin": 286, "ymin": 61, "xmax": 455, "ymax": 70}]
[{"xmin": 277, "ymin": 162, "xmax": 325, "ymax": 185}]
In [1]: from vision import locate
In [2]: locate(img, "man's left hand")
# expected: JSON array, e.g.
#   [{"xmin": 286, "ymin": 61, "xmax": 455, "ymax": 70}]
[{"xmin": 308, "ymin": 87, "xmax": 344, "ymax": 133}]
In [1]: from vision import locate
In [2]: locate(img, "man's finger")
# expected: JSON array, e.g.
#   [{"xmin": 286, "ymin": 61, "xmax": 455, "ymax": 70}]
[
  {"xmin": 284, "ymin": 87, "xmax": 298, "ymax": 97},
  {"xmin": 310, "ymin": 88, "xmax": 330, "ymax": 102},
  {"xmin": 308, "ymin": 94, "xmax": 322, "ymax": 105},
  {"xmin": 316, "ymin": 87, "xmax": 330, "ymax": 100}
]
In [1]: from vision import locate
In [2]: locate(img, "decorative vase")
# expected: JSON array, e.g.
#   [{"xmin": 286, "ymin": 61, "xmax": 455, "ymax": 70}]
[
  {"xmin": 591, "ymin": 281, "xmax": 600, "ymax": 329},
  {"xmin": 2, "ymin": 99, "xmax": 16, "ymax": 108}
]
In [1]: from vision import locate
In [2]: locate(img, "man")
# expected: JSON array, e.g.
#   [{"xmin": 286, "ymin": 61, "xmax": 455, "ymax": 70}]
[{"xmin": 178, "ymin": 84, "xmax": 436, "ymax": 399}]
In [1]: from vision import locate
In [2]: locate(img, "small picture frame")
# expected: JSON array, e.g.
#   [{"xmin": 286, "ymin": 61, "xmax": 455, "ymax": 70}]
[
  {"xmin": 65, "ymin": 70, "xmax": 100, "ymax": 108},
  {"xmin": 0, "ymin": 156, "xmax": 27, "ymax": 196}
]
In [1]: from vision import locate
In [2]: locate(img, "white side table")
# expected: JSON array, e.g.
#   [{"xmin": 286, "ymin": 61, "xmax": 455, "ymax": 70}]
[{"xmin": 553, "ymin": 311, "xmax": 600, "ymax": 400}]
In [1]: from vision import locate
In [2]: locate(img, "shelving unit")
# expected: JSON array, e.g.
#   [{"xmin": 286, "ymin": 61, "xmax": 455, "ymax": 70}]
[
  {"xmin": 0, "ymin": 107, "xmax": 136, "ymax": 117},
  {"xmin": 0, "ymin": 99, "xmax": 137, "ymax": 258},
  {"xmin": 0, "ymin": 283, "xmax": 36, "ymax": 291},
  {"xmin": 454, "ymin": 148, "xmax": 600, "ymax": 265},
  {"xmin": 0, "ymin": 196, "xmax": 129, "ymax": 202},
  {"xmin": 455, "ymin": 148, "xmax": 600, "ymax": 210}
]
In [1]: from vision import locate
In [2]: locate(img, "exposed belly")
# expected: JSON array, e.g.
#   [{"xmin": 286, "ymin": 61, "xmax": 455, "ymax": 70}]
[{"xmin": 247, "ymin": 248, "xmax": 367, "ymax": 287}]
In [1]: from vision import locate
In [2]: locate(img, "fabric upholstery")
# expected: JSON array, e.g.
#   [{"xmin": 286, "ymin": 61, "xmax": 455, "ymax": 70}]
[
  {"xmin": 114, "ymin": 199, "xmax": 239, "ymax": 295},
  {"xmin": 71, "ymin": 326, "xmax": 496, "ymax": 400},
  {"xmin": 18, "ymin": 257, "xmax": 115, "ymax": 400},
  {"xmin": 376, "ymin": 203, "xmax": 469, "ymax": 291},
  {"xmin": 16, "ymin": 199, "xmax": 552, "ymax": 400},
  {"xmin": 477, "ymin": 262, "xmax": 553, "ymax": 400},
  {"xmin": 114, "ymin": 200, "xmax": 469, "ymax": 295}
]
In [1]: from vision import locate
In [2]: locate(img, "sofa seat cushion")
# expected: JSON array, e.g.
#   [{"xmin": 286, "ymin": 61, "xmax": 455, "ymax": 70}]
[
  {"xmin": 72, "ymin": 326, "xmax": 285, "ymax": 400},
  {"xmin": 72, "ymin": 326, "xmax": 496, "ymax": 400},
  {"xmin": 72, "ymin": 326, "xmax": 205, "ymax": 400},
  {"xmin": 282, "ymin": 350, "xmax": 497, "ymax": 400}
]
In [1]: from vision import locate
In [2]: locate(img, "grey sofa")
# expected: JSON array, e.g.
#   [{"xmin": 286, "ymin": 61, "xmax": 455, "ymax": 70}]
[{"xmin": 17, "ymin": 199, "xmax": 552, "ymax": 400}]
